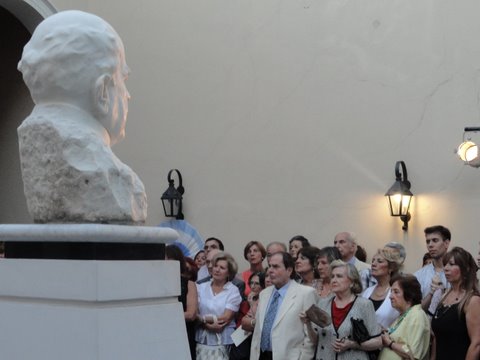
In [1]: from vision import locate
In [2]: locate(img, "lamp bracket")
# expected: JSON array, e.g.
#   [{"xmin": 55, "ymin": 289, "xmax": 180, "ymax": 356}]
[
  {"xmin": 400, "ymin": 213, "xmax": 411, "ymax": 231},
  {"xmin": 167, "ymin": 169, "xmax": 185, "ymax": 195},
  {"xmin": 464, "ymin": 127, "xmax": 480, "ymax": 132},
  {"xmin": 395, "ymin": 161, "xmax": 411, "ymax": 189},
  {"xmin": 462, "ymin": 127, "xmax": 480, "ymax": 142}
]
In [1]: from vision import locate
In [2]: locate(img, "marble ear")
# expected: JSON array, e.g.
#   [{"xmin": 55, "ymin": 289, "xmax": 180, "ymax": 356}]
[{"xmin": 94, "ymin": 74, "xmax": 112, "ymax": 116}]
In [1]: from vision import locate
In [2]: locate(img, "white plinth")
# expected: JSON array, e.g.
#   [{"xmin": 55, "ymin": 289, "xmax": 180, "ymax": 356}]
[
  {"xmin": 0, "ymin": 259, "xmax": 191, "ymax": 360},
  {"xmin": 0, "ymin": 223, "xmax": 178, "ymax": 243}
]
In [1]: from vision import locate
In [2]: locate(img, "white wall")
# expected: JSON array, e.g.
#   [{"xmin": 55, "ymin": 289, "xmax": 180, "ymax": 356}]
[{"xmin": 6, "ymin": 0, "xmax": 480, "ymax": 273}]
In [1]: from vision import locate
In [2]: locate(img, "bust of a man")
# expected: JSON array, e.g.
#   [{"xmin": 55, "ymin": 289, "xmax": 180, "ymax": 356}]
[{"xmin": 17, "ymin": 10, "xmax": 147, "ymax": 224}]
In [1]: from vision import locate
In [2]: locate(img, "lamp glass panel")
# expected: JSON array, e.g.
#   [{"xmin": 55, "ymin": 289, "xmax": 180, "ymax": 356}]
[
  {"xmin": 171, "ymin": 200, "xmax": 180, "ymax": 217},
  {"xmin": 390, "ymin": 194, "xmax": 402, "ymax": 216},
  {"xmin": 401, "ymin": 195, "xmax": 412, "ymax": 215},
  {"xmin": 388, "ymin": 193, "xmax": 411, "ymax": 216},
  {"xmin": 162, "ymin": 198, "xmax": 173, "ymax": 217},
  {"xmin": 162, "ymin": 198, "xmax": 181, "ymax": 217}
]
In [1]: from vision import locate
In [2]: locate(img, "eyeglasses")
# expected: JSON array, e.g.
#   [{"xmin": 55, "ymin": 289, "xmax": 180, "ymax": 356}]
[{"xmin": 249, "ymin": 281, "xmax": 260, "ymax": 286}]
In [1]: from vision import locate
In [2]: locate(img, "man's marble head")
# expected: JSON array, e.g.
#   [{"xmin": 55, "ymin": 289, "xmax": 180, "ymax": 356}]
[{"xmin": 18, "ymin": 10, "xmax": 130, "ymax": 145}]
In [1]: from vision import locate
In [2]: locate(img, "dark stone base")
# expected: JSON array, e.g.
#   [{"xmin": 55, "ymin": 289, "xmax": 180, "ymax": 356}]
[{"xmin": 4, "ymin": 242, "xmax": 165, "ymax": 260}]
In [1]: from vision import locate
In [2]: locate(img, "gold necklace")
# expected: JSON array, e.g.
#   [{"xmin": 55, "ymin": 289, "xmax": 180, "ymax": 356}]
[
  {"xmin": 443, "ymin": 289, "xmax": 465, "ymax": 306},
  {"xmin": 373, "ymin": 285, "xmax": 390, "ymax": 299},
  {"xmin": 211, "ymin": 282, "xmax": 225, "ymax": 296}
]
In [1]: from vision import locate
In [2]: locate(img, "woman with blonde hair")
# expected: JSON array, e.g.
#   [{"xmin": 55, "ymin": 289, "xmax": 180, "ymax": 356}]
[{"xmin": 361, "ymin": 247, "xmax": 403, "ymax": 329}]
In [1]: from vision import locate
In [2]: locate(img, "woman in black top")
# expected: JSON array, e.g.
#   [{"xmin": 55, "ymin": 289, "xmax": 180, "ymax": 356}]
[{"xmin": 431, "ymin": 247, "xmax": 480, "ymax": 360}]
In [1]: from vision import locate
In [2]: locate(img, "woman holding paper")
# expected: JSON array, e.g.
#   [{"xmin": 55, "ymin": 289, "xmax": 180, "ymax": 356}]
[{"xmin": 195, "ymin": 252, "xmax": 242, "ymax": 360}]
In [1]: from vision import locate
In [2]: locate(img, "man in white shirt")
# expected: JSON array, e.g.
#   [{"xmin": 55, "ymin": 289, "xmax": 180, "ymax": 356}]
[{"xmin": 414, "ymin": 225, "xmax": 451, "ymax": 313}]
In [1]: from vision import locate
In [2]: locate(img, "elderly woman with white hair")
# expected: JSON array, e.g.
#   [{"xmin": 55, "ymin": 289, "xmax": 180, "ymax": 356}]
[{"xmin": 302, "ymin": 260, "xmax": 381, "ymax": 360}]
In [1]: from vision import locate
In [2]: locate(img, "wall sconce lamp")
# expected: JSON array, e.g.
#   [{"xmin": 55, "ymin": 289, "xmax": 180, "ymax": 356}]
[
  {"xmin": 457, "ymin": 127, "xmax": 480, "ymax": 168},
  {"xmin": 161, "ymin": 169, "xmax": 184, "ymax": 220},
  {"xmin": 385, "ymin": 161, "xmax": 413, "ymax": 231}
]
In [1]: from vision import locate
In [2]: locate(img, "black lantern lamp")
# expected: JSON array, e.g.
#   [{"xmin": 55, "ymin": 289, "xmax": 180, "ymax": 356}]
[
  {"xmin": 385, "ymin": 161, "xmax": 413, "ymax": 231},
  {"xmin": 161, "ymin": 169, "xmax": 184, "ymax": 220}
]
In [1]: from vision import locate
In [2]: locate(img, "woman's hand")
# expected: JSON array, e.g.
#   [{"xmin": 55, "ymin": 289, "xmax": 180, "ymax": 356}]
[
  {"xmin": 247, "ymin": 292, "xmax": 258, "ymax": 307},
  {"xmin": 332, "ymin": 337, "xmax": 356, "ymax": 353},
  {"xmin": 205, "ymin": 319, "xmax": 226, "ymax": 333},
  {"xmin": 381, "ymin": 331, "xmax": 393, "ymax": 347},
  {"xmin": 300, "ymin": 311, "xmax": 319, "ymax": 345}
]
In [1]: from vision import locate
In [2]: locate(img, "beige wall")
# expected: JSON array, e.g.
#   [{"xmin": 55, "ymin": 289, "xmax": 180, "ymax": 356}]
[{"xmin": 3, "ymin": 0, "xmax": 480, "ymax": 273}]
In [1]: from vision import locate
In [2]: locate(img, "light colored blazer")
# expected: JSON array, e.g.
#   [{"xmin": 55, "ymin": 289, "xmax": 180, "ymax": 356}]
[{"xmin": 250, "ymin": 280, "xmax": 317, "ymax": 360}]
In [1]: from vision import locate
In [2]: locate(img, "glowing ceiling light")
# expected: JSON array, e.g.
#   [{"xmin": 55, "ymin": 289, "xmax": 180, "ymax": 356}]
[{"xmin": 457, "ymin": 127, "xmax": 480, "ymax": 168}]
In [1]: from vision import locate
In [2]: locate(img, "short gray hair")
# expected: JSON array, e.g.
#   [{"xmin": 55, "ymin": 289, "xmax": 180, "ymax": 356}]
[
  {"xmin": 344, "ymin": 232, "xmax": 357, "ymax": 245},
  {"xmin": 330, "ymin": 259, "xmax": 362, "ymax": 294},
  {"xmin": 267, "ymin": 241, "xmax": 287, "ymax": 252},
  {"xmin": 384, "ymin": 242, "xmax": 406, "ymax": 264}
]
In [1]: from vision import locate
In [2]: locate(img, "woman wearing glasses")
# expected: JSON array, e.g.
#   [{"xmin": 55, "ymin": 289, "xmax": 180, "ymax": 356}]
[
  {"xmin": 378, "ymin": 274, "xmax": 430, "ymax": 360},
  {"xmin": 230, "ymin": 272, "xmax": 266, "ymax": 360}
]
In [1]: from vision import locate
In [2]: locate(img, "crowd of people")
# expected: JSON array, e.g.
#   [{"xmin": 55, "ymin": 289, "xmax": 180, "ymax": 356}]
[{"xmin": 167, "ymin": 225, "xmax": 480, "ymax": 360}]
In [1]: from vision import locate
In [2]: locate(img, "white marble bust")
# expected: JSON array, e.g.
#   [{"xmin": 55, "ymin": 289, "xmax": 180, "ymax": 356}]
[{"xmin": 17, "ymin": 10, "xmax": 147, "ymax": 224}]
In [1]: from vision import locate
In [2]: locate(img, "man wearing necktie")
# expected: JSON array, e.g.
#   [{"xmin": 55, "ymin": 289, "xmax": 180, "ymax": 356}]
[{"xmin": 250, "ymin": 252, "xmax": 317, "ymax": 360}]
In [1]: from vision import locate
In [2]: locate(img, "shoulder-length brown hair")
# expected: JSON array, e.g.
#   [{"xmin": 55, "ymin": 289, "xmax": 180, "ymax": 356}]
[
  {"xmin": 243, "ymin": 241, "xmax": 267, "ymax": 261},
  {"xmin": 443, "ymin": 247, "xmax": 479, "ymax": 315}
]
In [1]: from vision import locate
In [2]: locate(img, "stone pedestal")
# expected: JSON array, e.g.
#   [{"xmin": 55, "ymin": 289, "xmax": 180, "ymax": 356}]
[{"xmin": 0, "ymin": 225, "xmax": 190, "ymax": 360}]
